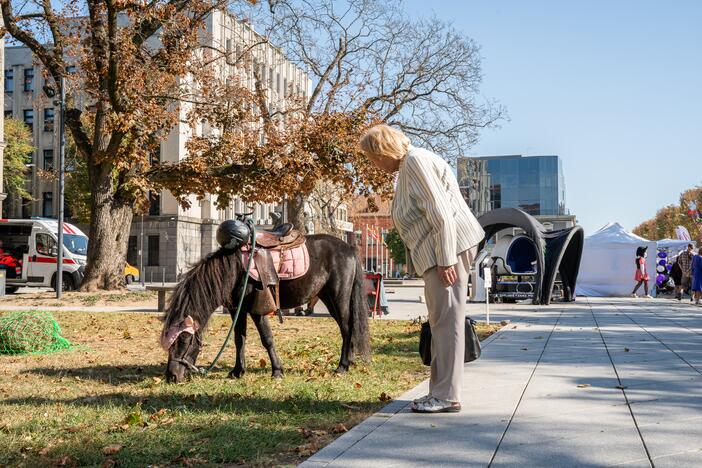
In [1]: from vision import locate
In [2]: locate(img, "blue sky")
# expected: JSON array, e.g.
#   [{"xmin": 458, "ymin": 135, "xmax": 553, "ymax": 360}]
[{"xmin": 404, "ymin": 0, "xmax": 702, "ymax": 235}]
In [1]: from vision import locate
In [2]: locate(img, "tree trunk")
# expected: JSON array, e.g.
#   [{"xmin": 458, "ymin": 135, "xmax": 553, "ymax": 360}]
[
  {"xmin": 286, "ymin": 193, "xmax": 307, "ymax": 232},
  {"xmin": 79, "ymin": 173, "xmax": 134, "ymax": 291}
]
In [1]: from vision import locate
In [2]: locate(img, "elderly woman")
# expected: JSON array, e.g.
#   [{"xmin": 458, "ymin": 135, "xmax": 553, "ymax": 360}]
[{"xmin": 360, "ymin": 124, "xmax": 484, "ymax": 413}]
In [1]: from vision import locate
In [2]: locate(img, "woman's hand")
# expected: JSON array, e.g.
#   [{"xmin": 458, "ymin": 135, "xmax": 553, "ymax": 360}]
[{"xmin": 437, "ymin": 265, "xmax": 458, "ymax": 287}]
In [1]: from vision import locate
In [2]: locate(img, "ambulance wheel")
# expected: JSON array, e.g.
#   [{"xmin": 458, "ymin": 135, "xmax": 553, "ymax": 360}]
[
  {"xmin": 126, "ymin": 275, "xmax": 134, "ymax": 285},
  {"xmin": 52, "ymin": 273, "xmax": 75, "ymax": 292},
  {"xmin": 5, "ymin": 286, "xmax": 18, "ymax": 294}
]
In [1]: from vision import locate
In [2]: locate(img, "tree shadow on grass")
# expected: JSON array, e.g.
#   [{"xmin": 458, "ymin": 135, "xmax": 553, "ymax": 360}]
[
  {"xmin": 20, "ymin": 363, "xmax": 166, "ymax": 385},
  {"xmin": 0, "ymin": 391, "xmax": 379, "ymax": 466}
]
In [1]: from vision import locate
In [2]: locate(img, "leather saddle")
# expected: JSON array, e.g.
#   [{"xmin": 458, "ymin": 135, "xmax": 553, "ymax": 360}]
[
  {"xmin": 250, "ymin": 223, "xmax": 307, "ymax": 317},
  {"xmin": 255, "ymin": 223, "xmax": 305, "ymax": 250}
]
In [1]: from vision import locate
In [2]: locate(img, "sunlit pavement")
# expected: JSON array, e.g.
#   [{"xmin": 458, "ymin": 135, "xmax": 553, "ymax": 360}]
[{"xmin": 302, "ymin": 297, "xmax": 702, "ymax": 467}]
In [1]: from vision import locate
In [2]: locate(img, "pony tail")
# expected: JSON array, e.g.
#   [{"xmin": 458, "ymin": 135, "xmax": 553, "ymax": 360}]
[{"xmin": 350, "ymin": 256, "xmax": 371, "ymax": 358}]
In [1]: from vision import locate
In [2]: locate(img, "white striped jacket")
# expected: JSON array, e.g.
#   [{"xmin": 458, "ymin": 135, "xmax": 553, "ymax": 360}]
[{"xmin": 391, "ymin": 146, "xmax": 485, "ymax": 276}]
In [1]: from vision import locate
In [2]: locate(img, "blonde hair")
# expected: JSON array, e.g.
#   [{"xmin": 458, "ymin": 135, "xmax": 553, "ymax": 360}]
[{"xmin": 359, "ymin": 124, "xmax": 410, "ymax": 161}]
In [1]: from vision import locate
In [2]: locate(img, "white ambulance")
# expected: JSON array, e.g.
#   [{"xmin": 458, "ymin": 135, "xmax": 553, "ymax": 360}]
[{"xmin": 0, "ymin": 218, "xmax": 88, "ymax": 293}]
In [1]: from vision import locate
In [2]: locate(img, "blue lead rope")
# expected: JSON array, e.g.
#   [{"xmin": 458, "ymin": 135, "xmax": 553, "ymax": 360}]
[{"xmin": 203, "ymin": 220, "xmax": 257, "ymax": 374}]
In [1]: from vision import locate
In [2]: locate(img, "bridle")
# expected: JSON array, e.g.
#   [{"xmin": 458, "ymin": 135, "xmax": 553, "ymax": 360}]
[
  {"xmin": 165, "ymin": 215, "xmax": 257, "ymax": 377},
  {"xmin": 170, "ymin": 332, "xmax": 206, "ymax": 374}
]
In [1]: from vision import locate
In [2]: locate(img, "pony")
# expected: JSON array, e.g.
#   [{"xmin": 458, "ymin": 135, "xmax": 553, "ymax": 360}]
[{"xmin": 161, "ymin": 234, "xmax": 370, "ymax": 383}]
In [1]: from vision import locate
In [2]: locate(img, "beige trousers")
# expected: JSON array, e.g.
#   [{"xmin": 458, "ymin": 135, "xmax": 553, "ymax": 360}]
[{"xmin": 423, "ymin": 247, "xmax": 476, "ymax": 402}]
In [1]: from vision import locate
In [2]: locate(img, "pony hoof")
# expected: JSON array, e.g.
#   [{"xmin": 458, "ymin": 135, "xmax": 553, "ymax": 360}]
[
  {"xmin": 334, "ymin": 365, "xmax": 349, "ymax": 374},
  {"xmin": 272, "ymin": 370, "xmax": 284, "ymax": 379},
  {"xmin": 228, "ymin": 368, "xmax": 245, "ymax": 379}
]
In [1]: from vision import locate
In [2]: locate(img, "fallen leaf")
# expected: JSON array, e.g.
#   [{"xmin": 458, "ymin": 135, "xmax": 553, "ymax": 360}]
[
  {"xmin": 102, "ymin": 459, "xmax": 116, "ymax": 468},
  {"xmin": 577, "ymin": 384, "xmax": 591, "ymax": 388},
  {"xmin": 354, "ymin": 382, "xmax": 362, "ymax": 389},
  {"xmin": 379, "ymin": 392, "xmax": 391, "ymax": 402},
  {"xmin": 521, "ymin": 348, "xmax": 528, "ymax": 351},
  {"xmin": 102, "ymin": 444, "xmax": 122, "ymax": 455},
  {"xmin": 295, "ymin": 442, "xmax": 317, "ymax": 456},
  {"xmin": 615, "ymin": 385, "xmax": 628, "ymax": 390},
  {"xmin": 624, "ymin": 347, "xmax": 630, "ymax": 352},
  {"xmin": 152, "ymin": 377, "xmax": 162, "ymax": 384},
  {"xmin": 332, "ymin": 423, "xmax": 348, "ymax": 433},
  {"xmin": 259, "ymin": 358, "xmax": 267, "ymax": 368}
]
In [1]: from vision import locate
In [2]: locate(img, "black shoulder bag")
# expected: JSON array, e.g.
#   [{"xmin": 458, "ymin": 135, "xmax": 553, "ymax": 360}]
[{"xmin": 419, "ymin": 316, "xmax": 481, "ymax": 366}]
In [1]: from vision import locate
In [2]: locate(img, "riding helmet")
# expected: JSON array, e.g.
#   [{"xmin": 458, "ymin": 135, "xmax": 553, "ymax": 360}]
[{"xmin": 216, "ymin": 219, "xmax": 251, "ymax": 250}]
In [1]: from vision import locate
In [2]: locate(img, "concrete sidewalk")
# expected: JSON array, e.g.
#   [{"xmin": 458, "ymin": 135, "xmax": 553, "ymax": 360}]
[{"xmin": 302, "ymin": 298, "xmax": 702, "ymax": 467}]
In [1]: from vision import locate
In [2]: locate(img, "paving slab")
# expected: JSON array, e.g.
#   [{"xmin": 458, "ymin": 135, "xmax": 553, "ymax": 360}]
[{"xmin": 302, "ymin": 298, "xmax": 702, "ymax": 467}]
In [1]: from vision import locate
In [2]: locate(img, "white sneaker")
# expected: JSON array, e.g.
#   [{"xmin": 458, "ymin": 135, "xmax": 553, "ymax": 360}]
[
  {"xmin": 644, "ymin": 295, "xmax": 653, "ymax": 299},
  {"xmin": 411, "ymin": 396, "xmax": 461, "ymax": 413},
  {"xmin": 412, "ymin": 393, "xmax": 433, "ymax": 404},
  {"xmin": 630, "ymin": 294, "xmax": 637, "ymax": 298}
]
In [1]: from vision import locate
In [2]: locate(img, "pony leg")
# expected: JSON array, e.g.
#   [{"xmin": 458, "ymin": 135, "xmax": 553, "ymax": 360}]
[
  {"xmin": 228, "ymin": 310, "xmax": 249, "ymax": 379},
  {"xmin": 319, "ymin": 292, "xmax": 353, "ymax": 373},
  {"xmin": 251, "ymin": 314, "xmax": 284, "ymax": 379}
]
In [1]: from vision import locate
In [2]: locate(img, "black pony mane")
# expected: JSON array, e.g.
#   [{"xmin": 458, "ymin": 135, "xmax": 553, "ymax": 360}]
[{"xmin": 162, "ymin": 248, "xmax": 241, "ymax": 332}]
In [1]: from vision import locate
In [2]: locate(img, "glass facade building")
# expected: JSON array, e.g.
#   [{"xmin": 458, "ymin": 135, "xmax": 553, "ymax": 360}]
[{"xmin": 457, "ymin": 155, "xmax": 567, "ymax": 217}]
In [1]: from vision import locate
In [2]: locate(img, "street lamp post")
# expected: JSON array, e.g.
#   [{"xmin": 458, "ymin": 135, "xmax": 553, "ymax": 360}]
[
  {"xmin": 43, "ymin": 75, "xmax": 66, "ymax": 299},
  {"xmin": 140, "ymin": 213, "xmax": 144, "ymax": 287},
  {"xmin": 55, "ymin": 76, "xmax": 66, "ymax": 299}
]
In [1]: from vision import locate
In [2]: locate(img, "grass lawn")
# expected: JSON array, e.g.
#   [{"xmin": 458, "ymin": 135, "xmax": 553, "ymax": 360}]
[{"xmin": 0, "ymin": 311, "xmax": 499, "ymax": 467}]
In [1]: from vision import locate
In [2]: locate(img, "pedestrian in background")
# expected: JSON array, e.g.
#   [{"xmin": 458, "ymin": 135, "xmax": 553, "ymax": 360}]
[
  {"xmin": 676, "ymin": 243, "xmax": 695, "ymax": 301},
  {"xmin": 691, "ymin": 247, "xmax": 702, "ymax": 305},
  {"xmin": 631, "ymin": 246, "xmax": 652, "ymax": 298},
  {"xmin": 360, "ymin": 124, "xmax": 484, "ymax": 413}
]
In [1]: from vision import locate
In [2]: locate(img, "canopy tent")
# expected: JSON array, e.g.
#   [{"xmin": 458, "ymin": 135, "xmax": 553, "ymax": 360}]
[
  {"xmin": 478, "ymin": 208, "xmax": 584, "ymax": 305},
  {"xmin": 576, "ymin": 223, "xmax": 658, "ymax": 297}
]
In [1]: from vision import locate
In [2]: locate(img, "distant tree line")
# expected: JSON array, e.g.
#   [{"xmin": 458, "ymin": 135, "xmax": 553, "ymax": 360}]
[{"xmin": 633, "ymin": 186, "xmax": 702, "ymax": 241}]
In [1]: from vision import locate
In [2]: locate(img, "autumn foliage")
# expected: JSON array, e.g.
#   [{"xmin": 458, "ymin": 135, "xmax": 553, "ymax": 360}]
[{"xmin": 633, "ymin": 186, "xmax": 702, "ymax": 241}]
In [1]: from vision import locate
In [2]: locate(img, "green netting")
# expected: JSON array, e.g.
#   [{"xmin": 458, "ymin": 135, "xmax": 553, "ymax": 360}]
[{"xmin": 0, "ymin": 311, "xmax": 73, "ymax": 355}]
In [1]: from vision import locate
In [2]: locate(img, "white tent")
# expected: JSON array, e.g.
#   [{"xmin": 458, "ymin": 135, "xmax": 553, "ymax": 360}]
[{"xmin": 576, "ymin": 223, "xmax": 658, "ymax": 297}]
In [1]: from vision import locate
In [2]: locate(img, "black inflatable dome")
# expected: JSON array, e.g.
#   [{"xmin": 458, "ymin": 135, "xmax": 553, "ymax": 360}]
[{"xmin": 477, "ymin": 208, "xmax": 584, "ymax": 305}]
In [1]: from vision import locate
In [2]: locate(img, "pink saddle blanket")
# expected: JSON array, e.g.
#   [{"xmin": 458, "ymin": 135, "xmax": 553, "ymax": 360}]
[{"xmin": 241, "ymin": 244, "xmax": 310, "ymax": 282}]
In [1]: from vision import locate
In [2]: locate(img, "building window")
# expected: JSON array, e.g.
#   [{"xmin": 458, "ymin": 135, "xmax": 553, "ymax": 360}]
[
  {"xmin": 283, "ymin": 77, "xmax": 288, "ymax": 97},
  {"xmin": 147, "ymin": 235, "xmax": 160, "ymax": 266},
  {"xmin": 127, "ymin": 236, "xmax": 138, "ymax": 266},
  {"xmin": 23, "ymin": 109, "xmax": 34, "ymax": 131},
  {"xmin": 4, "ymin": 69, "xmax": 13, "ymax": 93},
  {"xmin": 43, "ymin": 149, "xmax": 54, "ymax": 171},
  {"xmin": 43, "ymin": 108, "xmax": 54, "ymax": 132},
  {"xmin": 276, "ymin": 72, "xmax": 281, "ymax": 94},
  {"xmin": 490, "ymin": 184, "xmax": 502, "ymax": 210},
  {"xmin": 23, "ymin": 68, "xmax": 34, "ymax": 92},
  {"xmin": 148, "ymin": 191, "xmax": 161, "ymax": 216},
  {"xmin": 21, "ymin": 197, "xmax": 32, "ymax": 219},
  {"xmin": 42, "ymin": 192, "xmax": 53, "ymax": 217}
]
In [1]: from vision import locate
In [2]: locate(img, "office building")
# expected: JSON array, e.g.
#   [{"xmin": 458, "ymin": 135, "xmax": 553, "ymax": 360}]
[{"xmin": 458, "ymin": 154, "xmax": 567, "ymax": 216}]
